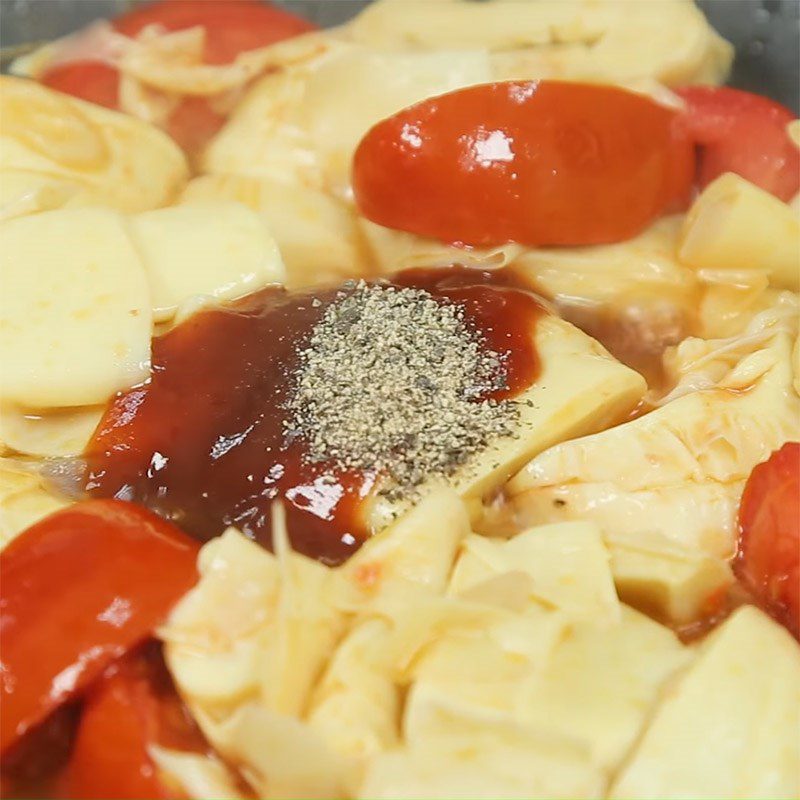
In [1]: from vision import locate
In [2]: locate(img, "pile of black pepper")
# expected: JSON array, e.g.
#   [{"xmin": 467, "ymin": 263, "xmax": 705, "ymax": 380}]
[{"xmin": 284, "ymin": 281, "xmax": 518, "ymax": 499}]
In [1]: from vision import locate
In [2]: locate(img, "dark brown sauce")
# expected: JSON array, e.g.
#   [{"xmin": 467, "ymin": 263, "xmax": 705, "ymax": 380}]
[{"xmin": 84, "ymin": 267, "xmax": 543, "ymax": 564}]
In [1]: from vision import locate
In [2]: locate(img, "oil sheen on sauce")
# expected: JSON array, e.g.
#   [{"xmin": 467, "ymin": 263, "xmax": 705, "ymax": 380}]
[{"xmin": 84, "ymin": 267, "xmax": 543, "ymax": 564}]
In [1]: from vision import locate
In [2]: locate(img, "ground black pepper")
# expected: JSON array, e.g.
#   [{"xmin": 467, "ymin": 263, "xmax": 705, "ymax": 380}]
[{"xmin": 285, "ymin": 281, "xmax": 519, "ymax": 498}]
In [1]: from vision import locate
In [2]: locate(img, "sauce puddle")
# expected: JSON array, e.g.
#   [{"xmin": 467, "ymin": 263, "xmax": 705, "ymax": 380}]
[{"xmin": 84, "ymin": 267, "xmax": 543, "ymax": 564}]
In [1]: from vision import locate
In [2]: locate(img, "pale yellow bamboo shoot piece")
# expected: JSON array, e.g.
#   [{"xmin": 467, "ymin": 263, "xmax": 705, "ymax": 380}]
[{"xmin": 679, "ymin": 172, "xmax": 800, "ymax": 291}]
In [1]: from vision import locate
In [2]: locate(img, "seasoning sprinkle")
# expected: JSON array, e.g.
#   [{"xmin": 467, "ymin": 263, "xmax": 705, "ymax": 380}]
[{"xmin": 284, "ymin": 281, "xmax": 518, "ymax": 498}]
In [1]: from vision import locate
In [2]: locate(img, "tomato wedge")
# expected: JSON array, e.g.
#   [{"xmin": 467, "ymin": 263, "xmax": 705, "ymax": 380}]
[
  {"xmin": 40, "ymin": 61, "xmax": 120, "ymax": 109},
  {"xmin": 353, "ymin": 80, "xmax": 695, "ymax": 248},
  {"xmin": 59, "ymin": 666, "xmax": 175, "ymax": 800},
  {"xmin": 40, "ymin": 62, "xmax": 226, "ymax": 157},
  {"xmin": 58, "ymin": 647, "xmax": 206, "ymax": 800},
  {"xmin": 735, "ymin": 442, "xmax": 800, "ymax": 638},
  {"xmin": 38, "ymin": 0, "xmax": 317, "ymax": 154},
  {"xmin": 676, "ymin": 86, "xmax": 800, "ymax": 202},
  {"xmin": 113, "ymin": 0, "xmax": 317, "ymax": 65},
  {"xmin": 0, "ymin": 703, "xmax": 80, "ymax": 799},
  {"xmin": 164, "ymin": 96, "xmax": 227, "ymax": 159},
  {"xmin": 0, "ymin": 500, "xmax": 199, "ymax": 753}
]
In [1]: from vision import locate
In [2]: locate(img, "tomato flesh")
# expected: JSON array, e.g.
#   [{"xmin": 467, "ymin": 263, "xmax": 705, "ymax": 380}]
[
  {"xmin": 113, "ymin": 0, "xmax": 317, "ymax": 65},
  {"xmin": 0, "ymin": 500, "xmax": 199, "ymax": 753},
  {"xmin": 676, "ymin": 86, "xmax": 800, "ymax": 201},
  {"xmin": 40, "ymin": 61, "xmax": 227, "ymax": 158},
  {"xmin": 38, "ymin": 0, "xmax": 316, "ymax": 155},
  {"xmin": 353, "ymin": 80, "xmax": 694, "ymax": 248},
  {"xmin": 165, "ymin": 96, "xmax": 227, "ymax": 159},
  {"xmin": 58, "ymin": 647, "xmax": 206, "ymax": 800},
  {"xmin": 40, "ymin": 61, "xmax": 120, "ymax": 108},
  {"xmin": 736, "ymin": 442, "xmax": 800, "ymax": 638},
  {"xmin": 60, "ymin": 666, "xmax": 174, "ymax": 800}
]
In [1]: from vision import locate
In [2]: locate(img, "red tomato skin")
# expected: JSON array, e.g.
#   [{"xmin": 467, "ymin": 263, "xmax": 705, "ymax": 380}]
[
  {"xmin": 38, "ymin": 0, "xmax": 316, "ymax": 153},
  {"xmin": 58, "ymin": 663, "xmax": 175, "ymax": 800},
  {"xmin": 735, "ymin": 442, "xmax": 800, "ymax": 638},
  {"xmin": 38, "ymin": 61, "xmax": 226, "ymax": 158},
  {"xmin": 676, "ymin": 86, "xmax": 800, "ymax": 202},
  {"xmin": 0, "ymin": 500, "xmax": 199, "ymax": 754},
  {"xmin": 353, "ymin": 81, "xmax": 695, "ymax": 248},
  {"xmin": 113, "ymin": 0, "xmax": 318, "ymax": 64},
  {"xmin": 40, "ymin": 62, "xmax": 120, "ymax": 109},
  {"xmin": 57, "ymin": 647, "xmax": 206, "ymax": 800},
  {"xmin": 165, "ymin": 96, "xmax": 227, "ymax": 158}
]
